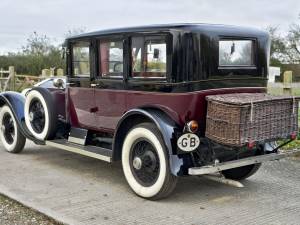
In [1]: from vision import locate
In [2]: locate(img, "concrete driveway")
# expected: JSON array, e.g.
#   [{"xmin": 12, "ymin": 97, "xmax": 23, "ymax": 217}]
[{"xmin": 0, "ymin": 141, "xmax": 300, "ymax": 225}]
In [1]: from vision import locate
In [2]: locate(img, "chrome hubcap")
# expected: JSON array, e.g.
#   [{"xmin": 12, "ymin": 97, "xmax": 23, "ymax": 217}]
[
  {"xmin": 29, "ymin": 112, "xmax": 34, "ymax": 122},
  {"xmin": 133, "ymin": 157, "xmax": 142, "ymax": 170}
]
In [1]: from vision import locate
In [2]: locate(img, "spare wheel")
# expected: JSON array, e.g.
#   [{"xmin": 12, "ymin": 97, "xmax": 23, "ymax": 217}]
[{"xmin": 24, "ymin": 87, "xmax": 57, "ymax": 140}]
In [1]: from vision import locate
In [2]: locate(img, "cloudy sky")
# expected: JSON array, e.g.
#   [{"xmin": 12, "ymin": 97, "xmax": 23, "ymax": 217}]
[{"xmin": 0, "ymin": 0, "xmax": 299, "ymax": 54}]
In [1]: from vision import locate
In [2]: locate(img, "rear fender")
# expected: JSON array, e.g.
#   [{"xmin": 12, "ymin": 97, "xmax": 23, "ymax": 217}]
[
  {"xmin": 113, "ymin": 108, "xmax": 191, "ymax": 176},
  {"xmin": 0, "ymin": 91, "xmax": 44, "ymax": 144}
]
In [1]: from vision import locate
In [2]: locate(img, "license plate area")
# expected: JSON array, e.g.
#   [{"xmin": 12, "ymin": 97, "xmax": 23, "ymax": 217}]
[{"xmin": 177, "ymin": 133, "xmax": 200, "ymax": 152}]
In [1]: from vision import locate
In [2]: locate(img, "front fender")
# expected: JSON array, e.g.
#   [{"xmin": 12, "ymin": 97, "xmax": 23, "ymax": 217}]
[
  {"xmin": 0, "ymin": 91, "xmax": 43, "ymax": 144},
  {"xmin": 113, "ymin": 108, "xmax": 191, "ymax": 176}
]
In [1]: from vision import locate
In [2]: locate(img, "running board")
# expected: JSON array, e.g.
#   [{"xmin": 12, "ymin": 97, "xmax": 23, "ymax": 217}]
[
  {"xmin": 189, "ymin": 149, "xmax": 300, "ymax": 176},
  {"xmin": 46, "ymin": 139, "xmax": 112, "ymax": 163}
]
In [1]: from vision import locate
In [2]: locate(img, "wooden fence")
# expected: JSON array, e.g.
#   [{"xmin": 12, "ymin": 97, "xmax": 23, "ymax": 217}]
[{"xmin": 0, "ymin": 66, "xmax": 64, "ymax": 92}]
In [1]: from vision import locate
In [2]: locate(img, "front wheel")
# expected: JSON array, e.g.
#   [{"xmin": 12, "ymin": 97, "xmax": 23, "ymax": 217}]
[
  {"xmin": 0, "ymin": 105, "xmax": 26, "ymax": 153},
  {"xmin": 122, "ymin": 122, "xmax": 177, "ymax": 200}
]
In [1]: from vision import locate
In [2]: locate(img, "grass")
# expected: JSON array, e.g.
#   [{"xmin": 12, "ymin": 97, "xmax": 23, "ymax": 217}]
[{"xmin": 0, "ymin": 194, "xmax": 60, "ymax": 225}]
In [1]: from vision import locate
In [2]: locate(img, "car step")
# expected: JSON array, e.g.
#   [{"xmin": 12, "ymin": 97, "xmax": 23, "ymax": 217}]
[{"xmin": 46, "ymin": 139, "xmax": 112, "ymax": 162}]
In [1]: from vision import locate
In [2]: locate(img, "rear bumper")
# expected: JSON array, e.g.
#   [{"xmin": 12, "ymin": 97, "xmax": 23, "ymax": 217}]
[{"xmin": 188, "ymin": 149, "xmax": 300, "ymax": 176}]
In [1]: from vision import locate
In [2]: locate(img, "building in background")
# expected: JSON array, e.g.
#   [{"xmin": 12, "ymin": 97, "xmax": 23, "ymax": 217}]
[{"xmin": 269, "ymin": 66, "xmax": 281, "ymax": 83}]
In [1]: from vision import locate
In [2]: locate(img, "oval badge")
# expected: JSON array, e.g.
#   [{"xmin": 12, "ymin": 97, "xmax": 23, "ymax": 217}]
[{"xmin": 177, "ymin": 133, "xmax": 200, "ymax": 152}]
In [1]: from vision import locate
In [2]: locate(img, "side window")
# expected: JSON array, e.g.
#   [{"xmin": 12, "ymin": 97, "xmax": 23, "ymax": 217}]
[
  {"xmin": 99, "ymin": 40, "xmax": 123, "ymax": 78},
  {"xmin": 72, "ymin": 42, "xmax": 90, "ymax": 77},
  {"xmin": 131, "ymin": 36, "xmax": 167, "ymax": 79}
]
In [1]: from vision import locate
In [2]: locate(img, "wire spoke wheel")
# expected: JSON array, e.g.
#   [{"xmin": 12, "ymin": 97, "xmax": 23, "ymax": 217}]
[
  {"xmin": 0, "ymin": 105, "xmax": 26, "ymax": 153},
  {"xmin": 28, "ymin": 98, "xmax": 46, "ymax": 134},
  {"xmin": 122, "ymin": 123, "xmax": 177, "ymax": 200},
  {"xmin": 130, "ymin": 139, "xmax": 160, "ymax": 187},
  {"xmin": 1, "ymin": 113, "xmax": 15, "ymax": 144}
]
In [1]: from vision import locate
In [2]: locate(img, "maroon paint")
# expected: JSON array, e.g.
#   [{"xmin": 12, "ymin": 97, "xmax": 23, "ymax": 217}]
[
  {"xmin": 68, "ymin": 87, "xmax": 265, "ymax": 134},
  {"xmin": 48, "ymin": 88, "xmax": 66, "ymax": 119},
  {"xmin": 68, "ymin": 87, "xmax": 97, "ymax": 129}
]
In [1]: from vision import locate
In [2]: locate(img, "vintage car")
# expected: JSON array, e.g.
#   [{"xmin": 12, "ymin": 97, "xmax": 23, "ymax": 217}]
[{"xmin": 0, "ymin": 23, "xmax": 299, "ymax": 200}]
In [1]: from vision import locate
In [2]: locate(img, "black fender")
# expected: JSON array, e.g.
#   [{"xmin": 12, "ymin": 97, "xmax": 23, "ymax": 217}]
[
  {"xmin": 0, "ymin": 91, "xmax": 44, "ymax": 144},
  {"xmin": 113, "ymin": 108, "xmax": 190, "ymax": 176}
]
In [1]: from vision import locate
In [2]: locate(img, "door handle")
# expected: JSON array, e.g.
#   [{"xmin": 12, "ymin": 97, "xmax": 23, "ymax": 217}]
[
  {"xmin": 90, "ymin": 107, "xmax": 99, "ymax": 113},
  {"xmin": 90, "ymin": 83, "xmax": 100, "ymax": 87}
]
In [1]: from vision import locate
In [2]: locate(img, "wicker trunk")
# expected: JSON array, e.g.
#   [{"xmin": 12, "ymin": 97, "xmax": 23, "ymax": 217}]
[{"xmin": 205, "ymin": 93, "xmax": 299, "ymax": 147}]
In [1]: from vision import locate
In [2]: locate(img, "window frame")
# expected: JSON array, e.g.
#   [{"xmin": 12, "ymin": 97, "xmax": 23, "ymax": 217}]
[
  {"xmin": 129, "ymin": 34, "xmax": 171, "ymax": 81},
  {"xmin": 217, "ymin": 36, "xmax": 258, "ymax": 70},
  {"xmin": 70, "ymin": 41, "xmax": 92, "ymax": 78},
  {"xmin": 97, "ymin": 37, "xmax": 125, "ymax": 80}
]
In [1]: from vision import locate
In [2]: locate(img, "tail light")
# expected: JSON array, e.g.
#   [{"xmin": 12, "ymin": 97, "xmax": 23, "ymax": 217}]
[{"xmin": 186, "ymin": 120, "xmax": 199, "ymax": 133}]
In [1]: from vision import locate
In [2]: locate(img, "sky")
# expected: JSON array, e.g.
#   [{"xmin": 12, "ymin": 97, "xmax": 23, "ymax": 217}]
[{"xmin": 0, "ymin": 0, "xmax": 299, "ymax": 54}]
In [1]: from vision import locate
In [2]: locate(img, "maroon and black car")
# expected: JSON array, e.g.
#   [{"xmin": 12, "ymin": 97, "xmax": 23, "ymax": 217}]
[{"xmin": 0, "ymin": 23, "xmax": 299, "ymax": 200}]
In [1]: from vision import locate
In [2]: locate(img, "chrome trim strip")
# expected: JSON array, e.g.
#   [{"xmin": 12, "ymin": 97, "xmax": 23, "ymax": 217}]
[
  {"xmin": 46, "ymin": 140, "xmax": 112, "ymax": 163},
  {"xmin": 189, "ymin": 149, "xmax": 300, "ymax": 175}
]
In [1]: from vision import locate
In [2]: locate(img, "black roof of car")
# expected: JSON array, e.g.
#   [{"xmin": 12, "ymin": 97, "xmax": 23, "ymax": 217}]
[{"xmin": 67, "ymin": 23, "xmax": 268, "ymax": 40}]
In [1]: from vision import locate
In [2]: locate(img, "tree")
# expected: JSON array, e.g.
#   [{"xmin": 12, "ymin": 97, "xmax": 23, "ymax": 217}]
[
  {"xmin": 266, "ymin": 26, "xmax": 288, "ymax": 66},
  {"xmin": 0, "ymin": 32, "xmax": 64, "ymax": 75},
  {"xmin": 267, "ymin": 14, "xmax": 300, "ymax": 65},
  {"xmin": 22, "ymin": 31, "xmax": 53, "ymax": 56},
  {"xmin": 287, "ymin": 23, "xmax": 300, "ymax": 63}
]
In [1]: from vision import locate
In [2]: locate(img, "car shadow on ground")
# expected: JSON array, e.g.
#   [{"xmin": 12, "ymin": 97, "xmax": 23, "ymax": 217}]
[{"xmin": 17, "ymin": 143, "xmax": 269, "ymax": 203}]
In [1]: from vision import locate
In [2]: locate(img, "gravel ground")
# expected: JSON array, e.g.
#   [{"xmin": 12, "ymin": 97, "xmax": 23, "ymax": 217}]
[
  {"xmin": 0, "ymin": 141, "xmax": 300, "ymax": 225},
  {"xmin": 0, "ymin": 194, "xmax": 60, "ymax": 225}
]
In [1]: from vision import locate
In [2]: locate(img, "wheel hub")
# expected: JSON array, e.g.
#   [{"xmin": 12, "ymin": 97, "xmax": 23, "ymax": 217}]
[
  {"xmin": 133, "ymin": 157, "xmax": 142, "ymax": 170},
  {"xmin": 29, "ymin": 112, "xmax": 34, "ymax": 122},
  {"xmin": 130, "ymin": 139, "xmax": 160, "ymax": 187}
]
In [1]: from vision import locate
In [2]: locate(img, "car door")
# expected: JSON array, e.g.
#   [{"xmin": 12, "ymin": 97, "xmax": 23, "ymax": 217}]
[
  {"xmin": 93, "ymin": 37, "xmax": 127, "ymax": 132},
  {"xmin": 67, "ymin": 40, "xmax": 97, "ymax": 130}
]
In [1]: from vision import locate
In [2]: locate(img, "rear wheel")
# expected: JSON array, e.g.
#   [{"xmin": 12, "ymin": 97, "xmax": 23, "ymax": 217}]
[
  {"xmin": 24, "ymin": 88, "xmax": 57, "ymax": 140},
  {"xmin": 0, "ymin": 105, "xmax": 26, "ymax": 153},
  {"xmin": 221, "ymin": 163, "xmax": 261, "ymax": 180},
  {"xmin": 122, "ymin": 123, "xmax": 177, "ymax": 200}
]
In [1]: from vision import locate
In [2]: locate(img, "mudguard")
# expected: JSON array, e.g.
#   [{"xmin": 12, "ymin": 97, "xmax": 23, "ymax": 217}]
[
  {"xmin": 0, "ymin": 91, "xmax": 43, "ymax": 144},
  {"xmin": 113, "ymin": 108, "xmax": 192, "ymax": 176}
]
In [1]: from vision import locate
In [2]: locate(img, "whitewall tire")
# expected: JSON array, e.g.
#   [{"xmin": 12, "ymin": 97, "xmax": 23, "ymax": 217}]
[
  {"xmin": 122, "ymin": 123, "xmax": 177, "ymax": 200},
  {"xmin": 0, "ymin": 105, "xmax": 26, "ymax": 153},
  {"xmin": 24, "ymin": 88, "xmax": 57, "ymax": 140}
]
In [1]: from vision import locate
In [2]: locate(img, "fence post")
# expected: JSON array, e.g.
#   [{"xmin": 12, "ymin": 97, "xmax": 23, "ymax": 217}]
[
  {"xmin": 42, "ymin": 69, "xmax": 50, "ymax": 77},
  {"xmin": 0, "ymin": 68, "xmax": 3, "ymax": 91},
  {"xmin": 283, "ymin": 71, "xmax": 292, "ymax": 95},
  {"xmin": 3, "ymin": 66, "xmax": 14, "ymax": 91},
  {"xmin": 9, "ymin": 66, "xmax": 15, "ymax": 91},
  {"xmin": 50, "ymin": 67, "xmax": 55, "ymax": 76},
  {"xmin": 57, "ymin": 68, "xmax": 64, "ymax": 76}
]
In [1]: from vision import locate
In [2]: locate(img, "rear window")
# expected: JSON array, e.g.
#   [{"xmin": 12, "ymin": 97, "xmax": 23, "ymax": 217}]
[{"xmin": 219, "ymin": 40, "xmax": 254, "ymax": 66}]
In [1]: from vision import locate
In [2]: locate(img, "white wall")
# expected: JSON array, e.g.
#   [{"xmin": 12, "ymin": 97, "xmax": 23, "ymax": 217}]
[{"xmin": 268, "ymin": 66, "xmax": 281, "ymax": 83}]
